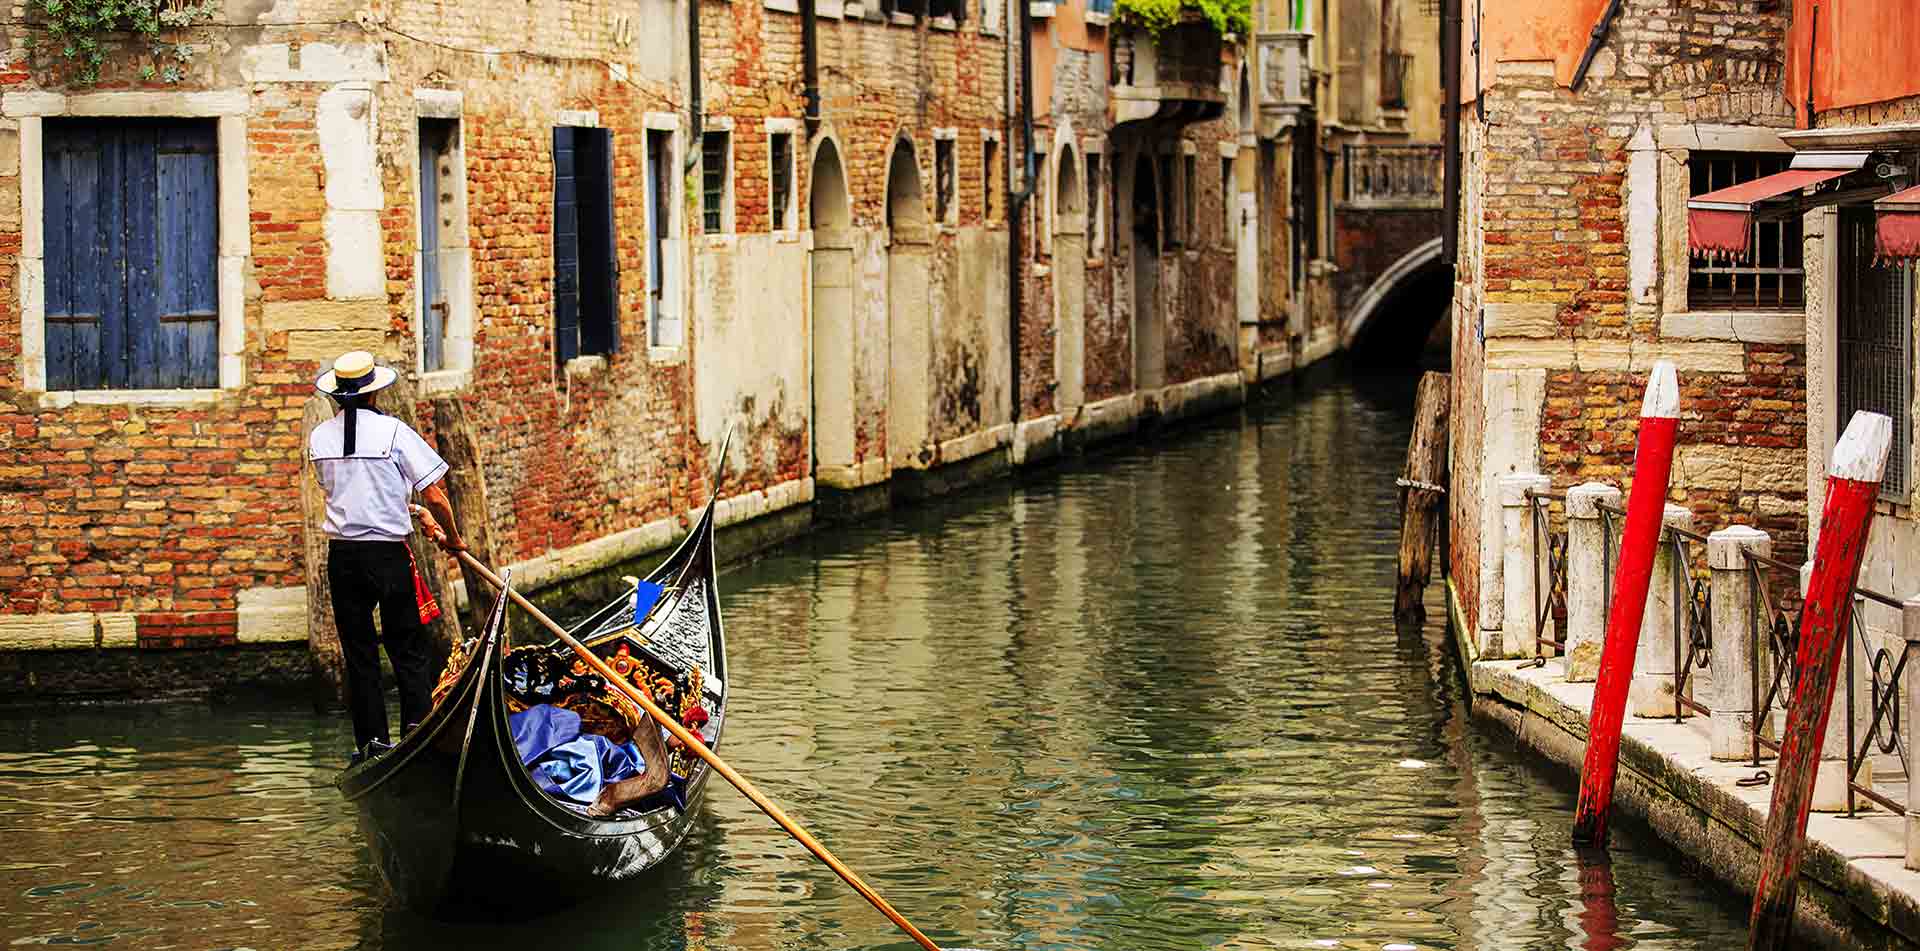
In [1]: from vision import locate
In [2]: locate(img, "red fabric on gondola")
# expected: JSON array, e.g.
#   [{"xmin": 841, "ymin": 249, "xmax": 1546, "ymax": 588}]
[
  {"xmin": 1687, "ymin": 168, "xmax": 1852, "ymax": 257},
  {"xmin": 1875, "ymin": 185, "xmax": 1920, "ymax": 265}
]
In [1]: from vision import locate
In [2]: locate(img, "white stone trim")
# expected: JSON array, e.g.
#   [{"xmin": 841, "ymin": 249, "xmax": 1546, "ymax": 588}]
[
  {"xmin": 766, "ymin": 123, "xmax": 801, "ymax": 237},
  {"xmin": 555, "ymin": 108, "xmax": 601, "ymax": 129},
  {"xmin": 415, "ymin": 102, "xmax": 474, "ymax": 392},
  {"xmin": 2, "ymin": 89, "xmax": 248, "ymax": 118},
  {"xmin": 644, "ymin": 116, "xmax": 686, "ymax": 350},
  {"xmin": 1656, "ymin": 123, "xmax": 1792, "ymax": 153},
  {"xmin": 704, "ymin": 115, "xmax": 735, "ymax": 131},
  {"xmin": 18, "ymin": 97, "xmax": 250, "ymax": 398},
  {"xmin": 414, "ymin": 88, "xmax": 462, "ymax": 119},
  {"xmin": 1029, "ymin": 1, "xmax": 1056, "ymax": 17},
  {"xmin": 1216, "ymin": 140, "xmax": 1239, "ymax": 158},
  {"xmin": 1660, "ymin": 311, "xmax": 1804, "ymax": 344},
  {"xmin": 764, "ymin": 0, "xmax": 800, "ymax": 11},
  {"xmin": 931, "ymin": 14, "xmax": 957, "ymax": 29},
  {"xmin": 0, "ymin": 612, "xmax": 136, "ymax": 650},
  {"xmin": 933, "ymin": 126, "xmax": 959, "ymax": 141},
  {"xmin": 237, "ymin": 585, "xmax": 309, "ymax": 644}
]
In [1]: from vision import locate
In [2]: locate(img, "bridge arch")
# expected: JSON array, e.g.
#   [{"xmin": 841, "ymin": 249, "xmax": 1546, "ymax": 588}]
[{"xmin": 1341, "ymin": 237, "xmax": 1450, "ymax": 365}]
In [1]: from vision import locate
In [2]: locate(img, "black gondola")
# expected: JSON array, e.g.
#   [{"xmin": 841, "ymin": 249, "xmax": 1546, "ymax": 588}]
[{"xmin": 336, "ymin": 496, "xmax": 729, "ymax": 918}]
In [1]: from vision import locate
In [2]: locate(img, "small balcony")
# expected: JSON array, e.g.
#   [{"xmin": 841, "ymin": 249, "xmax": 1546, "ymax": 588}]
[
  {"xmin": 1342, "ymin": 144, "xmax": 1444, "ymax": 210},
  {"xmin": 1110, "ymin": 19, "xmax": 1227, "ymax": 125},
  {"xmin": 1256, "ymin": 30, "xmax": 1313, "ymax": 135}
]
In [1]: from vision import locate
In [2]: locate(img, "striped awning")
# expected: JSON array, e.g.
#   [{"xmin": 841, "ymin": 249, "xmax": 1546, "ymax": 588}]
[
  {"xmin": 1687, "ymin": 168, "xmax": 1852, "ymax": 257},
  {"xmin": 1874, "ymin": 184, "xmax": 1920, "ymax": 265}
]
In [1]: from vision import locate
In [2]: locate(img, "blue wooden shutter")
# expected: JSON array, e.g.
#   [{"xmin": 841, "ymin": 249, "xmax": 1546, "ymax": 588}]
[
  {"xmin": 152, "ymin": 121, "xmax": 219, "ymax": 389},
  {"xmin": 419, "ymin": 125, "xmax": 445, "ymax": 372},
  {"xmin": 553, "ymin": 127, "xmax": 581, "ymax": 366},
  {"xmin": 577, "ymin": 128, "xmax": 617, "ymax": 356},
  {"xmin": 43, "ymin": 122, "xmax": 114, "ymax": 389},
  {"xmin": 43, "ymin": 119, "xmax": 216, "ymax": 391}
]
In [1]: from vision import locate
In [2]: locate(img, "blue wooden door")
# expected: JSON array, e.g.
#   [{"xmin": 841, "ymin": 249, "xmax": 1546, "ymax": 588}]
[
  {"xmin": 44, "ymin": 119, "xmax": 217, "ymax": 390},
  {"xmin": 419, "ymin": 127, "xmax": 445, "ymax": 372},
  {"xmin": 552, "ymin": 127, "xmax": 581, "ymax": 366}
]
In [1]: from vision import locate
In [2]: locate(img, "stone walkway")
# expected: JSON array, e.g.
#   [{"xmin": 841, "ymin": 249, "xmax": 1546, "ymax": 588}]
[{"xmin": 1462, "ymin": 646, "xmax": 1920, "ymax": 949}]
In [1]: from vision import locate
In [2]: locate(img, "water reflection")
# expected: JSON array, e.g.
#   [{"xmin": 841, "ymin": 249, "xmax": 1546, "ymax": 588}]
[{"xmin": 0, "ymin": 376, "xmax": 1752, "ymax": 950}]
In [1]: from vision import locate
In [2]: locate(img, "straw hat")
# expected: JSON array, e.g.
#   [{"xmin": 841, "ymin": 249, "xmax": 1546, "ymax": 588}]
[{"xmin": 315, "ymin": 350, "xmax": 398, "ymax": 397}]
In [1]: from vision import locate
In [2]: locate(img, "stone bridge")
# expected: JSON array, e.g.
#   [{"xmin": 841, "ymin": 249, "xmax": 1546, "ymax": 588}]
[{"xmin": 1331, "ymin": 143, "xmax": 1451, "ymax": 364}]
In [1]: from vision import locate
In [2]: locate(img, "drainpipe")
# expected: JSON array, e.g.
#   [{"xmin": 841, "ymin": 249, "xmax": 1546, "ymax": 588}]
[
  {"xmin": 686, "ymin": 0, "xmax": 703, "ymax": 173},
  {"xmin": 1569, "ymin": 0, "xmax": 1622, "ymax": 92},
  {"xmin": 801, "ymin": 0, "xmax": 821, "ymax": 139},
  {"xmin": 1801, "ymin": 3, "xmax": 1818, "ymax": 129},
  {"xmin": 1006, "ymin": 0, "xmax": 1036, "ymax": 426},
  {"xmin": 1440, "ymin": 0, "xmax": 1460, "ymax": 271}
]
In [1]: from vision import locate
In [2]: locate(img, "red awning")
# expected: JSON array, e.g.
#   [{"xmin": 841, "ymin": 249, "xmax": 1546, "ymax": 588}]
[
  {"xmin": 1686, "ymin": 168, "xmax": 1853, "ymax": 257},
  {"xmin": 1875, "ymin": 185, "xmax": 1920, "ymax": 265}
]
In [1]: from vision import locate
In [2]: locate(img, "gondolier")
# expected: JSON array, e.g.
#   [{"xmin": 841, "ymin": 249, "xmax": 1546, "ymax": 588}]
[{"xmin": 308, "ymin": 350, "xmax": 465, "ymax": 761}]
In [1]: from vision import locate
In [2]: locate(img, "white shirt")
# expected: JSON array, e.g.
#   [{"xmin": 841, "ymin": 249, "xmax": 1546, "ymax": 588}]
[{"xmin": 308, "ymin": 410, "xmax": 449, "ymax": 542}]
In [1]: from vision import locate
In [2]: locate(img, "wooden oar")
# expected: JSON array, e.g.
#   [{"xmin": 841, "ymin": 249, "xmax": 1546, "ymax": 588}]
[{"xmin": 455, "ymin": 550, "xmax": 952, "ymax": 951}]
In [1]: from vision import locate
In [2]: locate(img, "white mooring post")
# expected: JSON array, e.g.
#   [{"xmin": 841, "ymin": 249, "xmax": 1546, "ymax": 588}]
[
  {"xmin": 1564, "ymin": 482, "xmax": 1621, "ymax": 683},
  {"xmin": 1500, "ymin": 473, "xmax": 1555, "ymax": 660},
  {"xmin": 1629, "ymin": 504, "xmax": 1693, "ymax": 718},
  {"xmin": 1707, "ymin": 525, "xmax": 1770, "ymax": 759},
  {"xmin": 1905, "ymin": 595, "xmax": 1920, "ymax": 868}
]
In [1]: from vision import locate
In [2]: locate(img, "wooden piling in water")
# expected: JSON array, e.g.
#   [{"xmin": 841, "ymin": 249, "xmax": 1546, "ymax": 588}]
[
  {"xmin": 1571, "ymin": 360, "xmax": 1679, "ymax": 848},
  {"xmin": 386, "ymin": 391, "xmax": 463, "ymax": 653},
  {"xmin": 1748, "ymin": 411, "xmax": 1893, "ymax": 951},
  {"xmin": 1396, "ymin": 371, "xmax": 1451, "ymax": 622},
  {"xmin": 432, "ymin": 396, "xmax": 498, "ymax": 635}
]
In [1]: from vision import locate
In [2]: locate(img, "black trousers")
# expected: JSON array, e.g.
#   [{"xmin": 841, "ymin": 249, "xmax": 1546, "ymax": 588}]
[{"xmin": 328, "ymin": 539, "xmax": 440, "ymax": 749}]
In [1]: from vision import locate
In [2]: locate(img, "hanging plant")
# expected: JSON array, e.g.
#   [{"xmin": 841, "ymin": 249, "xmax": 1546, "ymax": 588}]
[
  {"xmin": 32, "ymin": 0, "xmax": 218, "ymax": 85},
  {"xmin": 1114, "ymin": 0, "xmax": 1250, "ymax": 37}
]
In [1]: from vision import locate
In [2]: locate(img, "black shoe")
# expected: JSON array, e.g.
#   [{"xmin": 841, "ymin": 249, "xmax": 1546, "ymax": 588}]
[{"xmin": 348, "ymin": 738, "xmax": 395, "ymax": 767}]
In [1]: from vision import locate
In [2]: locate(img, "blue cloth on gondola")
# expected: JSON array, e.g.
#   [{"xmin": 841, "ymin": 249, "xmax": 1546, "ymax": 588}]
[
  {"xmin": 631, "ymin": 580, "xmax": 665, "ymax": 624},
  {"xmin": 507, "ymin": 704, "xmax": 645, "ymax": 805}
]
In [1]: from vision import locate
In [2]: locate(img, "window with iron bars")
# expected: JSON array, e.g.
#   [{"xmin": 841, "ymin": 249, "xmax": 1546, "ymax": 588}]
[
  {"xmin": 1688, "ymin": 152, "xmax": 1805, "ymax": 310},
  {"xmin": 1837, "ymin": 205, "xmax": 1914, "ymax": 503},
  {"xmin": 701, "ymin": 131, "xmax": 730, "ymax": 234}
]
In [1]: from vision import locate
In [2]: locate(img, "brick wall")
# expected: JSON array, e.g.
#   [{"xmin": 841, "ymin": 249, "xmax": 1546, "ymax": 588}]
[{"xmin": 1455, "ymin": 0, "xmax": 1812, "ymax": 640}]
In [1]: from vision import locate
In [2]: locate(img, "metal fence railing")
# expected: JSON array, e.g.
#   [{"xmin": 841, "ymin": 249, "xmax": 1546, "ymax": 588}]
[{"xmin": 1522, "ymin": 487, "xmax": 1908, "ymax": 819}]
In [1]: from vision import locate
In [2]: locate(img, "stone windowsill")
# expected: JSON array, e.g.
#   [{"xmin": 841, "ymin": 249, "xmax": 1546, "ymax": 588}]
[
  {"xmin": 1084, "ymin": 10, "xmax": 1110, "ymax": 26},
  {"xmin": 418, "ymin": 368, "xmax": 472, "ymax": 395},
  {"xmin": 931, "ymin": 14, "xmax": 956, "ymax": 30},
  {"xmin": 764, "ymin": 0, "xmax": 799, "ymax": 11},
  {"xmin": 563, "ymin": 354, "xmax": 608, "ymax": 378},
  {"xmin": 1660, "ymin": 310, "xmax": 1804, "ymax": 344},
  {"xmin": 648, "ymin": 345, "xmax": 687, "ymax": 365},
  {"xmin": 37, "ymin": 387, "xmax": 229, "ymax": 409},
  {"xmin": 889, "ymin": 11, "xmax": 916, "ymax": 25}
]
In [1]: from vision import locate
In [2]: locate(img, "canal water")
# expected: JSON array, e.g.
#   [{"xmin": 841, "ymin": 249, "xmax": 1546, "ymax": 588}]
[{"xmin": 0, "ymin": 376, "xmax": 1754, "ymax": 950}]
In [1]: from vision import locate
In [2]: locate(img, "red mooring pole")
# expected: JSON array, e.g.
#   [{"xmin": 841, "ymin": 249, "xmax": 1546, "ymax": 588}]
[
  {"xmin": 1571, "ymin": 360, "xmax": 1680, "ymax": 848},
  {"xmin": 1748, "ymin": 411, "xmax": 1894, "ymax": 950}
]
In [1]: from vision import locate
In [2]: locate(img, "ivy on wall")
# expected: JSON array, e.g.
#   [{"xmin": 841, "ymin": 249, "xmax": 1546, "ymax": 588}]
[
  {"xmin": 1114, "ymin": 0, "xmax": 1251, "ymax": 36},
  {"xmin": 32, "ymin": 0, "xmax": 218, "ymax": 84}
]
